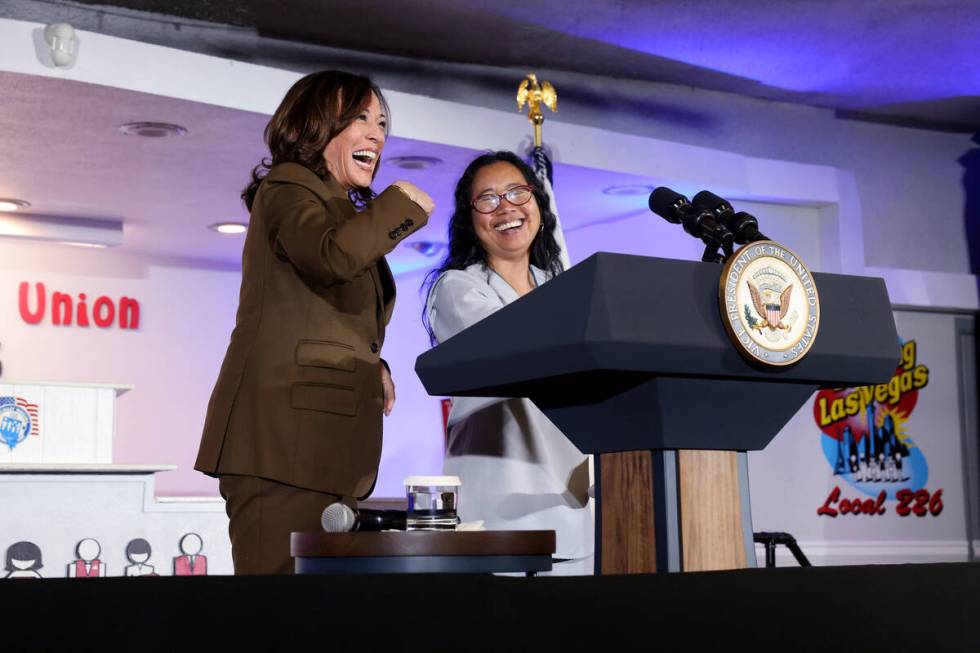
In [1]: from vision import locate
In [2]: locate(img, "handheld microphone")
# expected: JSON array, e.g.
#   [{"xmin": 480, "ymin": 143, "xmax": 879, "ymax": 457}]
[
  {"xmin": 321, "ymin": 502, "xmax": 407, "ymax": 532},
  {"xmin": 692, "ymin": 190, "xmax": 768, "ymax": 244},
  {"xmin": 649, "ymin": 187, "xmax": 733, "ymax": 249}
]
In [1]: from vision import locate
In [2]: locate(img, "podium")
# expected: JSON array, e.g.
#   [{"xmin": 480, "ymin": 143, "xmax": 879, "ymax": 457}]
[
  {"xmin": 0, "ymin": 380, "xmax": 132, "ymax": 464},
  {"xmin": 416, "ymin": 253, "xmax": 899, "ymax": 574}
]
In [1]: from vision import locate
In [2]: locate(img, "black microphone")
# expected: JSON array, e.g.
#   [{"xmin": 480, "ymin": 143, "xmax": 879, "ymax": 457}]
[
  {"xmin": 692, "ymin": 190, "xmax": 768, "ymax": 244},
  {"xmin": 321, "ymin": 502, "xmax": 407, "ymax": 532},
  {"xmin": 729, "ymin": 211, "xmax": 767, "ymax": 244},
  {"xmin": 649, "ymin": 187, "xmax": 733, "ymax": 248}
]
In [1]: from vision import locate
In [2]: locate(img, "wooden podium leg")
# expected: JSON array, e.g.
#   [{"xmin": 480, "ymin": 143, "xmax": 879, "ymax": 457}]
[
  {"xmin": 597, "ymin": 451, "xmax": 656, "ymax": 574},
  {"xmin": 677, "ymin": 450, "xmax": 747, "ymax": 571}
]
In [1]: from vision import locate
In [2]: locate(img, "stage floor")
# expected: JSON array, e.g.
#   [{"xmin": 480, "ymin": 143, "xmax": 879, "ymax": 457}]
[{"xmin": 3, "ymin": 561, "xmax": 977, "ymax": 650}]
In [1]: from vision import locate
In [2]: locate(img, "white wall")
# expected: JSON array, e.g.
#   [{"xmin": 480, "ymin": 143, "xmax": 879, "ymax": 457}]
[{"xmin": 0, "ymin": 241, "xmax": 239, "ymax": 496}]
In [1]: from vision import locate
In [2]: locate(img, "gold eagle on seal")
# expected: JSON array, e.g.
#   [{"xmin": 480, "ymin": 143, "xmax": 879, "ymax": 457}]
[{"xmin": 747, "ymin": 281, "xmax": 793, "ymax": 333}]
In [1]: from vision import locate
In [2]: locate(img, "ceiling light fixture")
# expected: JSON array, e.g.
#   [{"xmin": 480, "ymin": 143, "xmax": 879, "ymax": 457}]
[
  {"xmin": 602, "ymin": 184, "xmax": 655, "ymax": 196},
  {"xmin": 209, "ymin": 222, "xmax": 248, "ymax": 235},
  {"xmin": 0, "ymin": 213, "xmax": 123, "ymax": 247},
  {"xmin": 386, "ymin": 156, "xmax": 443, "ymax": 170},
  {"xmin": 119, "ymin": 122, "xmax": 188, "ymax": 138},
  {"xmin": 0, "ymin": 198, "xmax": 31, "ymax": 212}
]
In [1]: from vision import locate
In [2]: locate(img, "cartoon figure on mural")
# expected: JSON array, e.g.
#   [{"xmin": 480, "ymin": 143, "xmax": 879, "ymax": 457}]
[
  {"xmin": 173, "ymin": 533, "xmax": 207, "ymax": 576},
  {"xmin": 4, "ymin": 541, "xmax": 43, "ymax": 579},
  {"xmin": 68, "ymin": 538, "xmax": 106, "ymax": 577},
  {"xmin": 842, "ymin": 404, "xmax": 911, "ymax": 484},
  {"xmin": 124, "ymin": 538, "xmax": 158, "ymax": 576}
]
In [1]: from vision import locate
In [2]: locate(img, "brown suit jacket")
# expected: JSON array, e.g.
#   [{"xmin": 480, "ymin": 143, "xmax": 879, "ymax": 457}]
[{"xmin": 195, "ymin": 162, "xmax": 427, "ymax": 498}]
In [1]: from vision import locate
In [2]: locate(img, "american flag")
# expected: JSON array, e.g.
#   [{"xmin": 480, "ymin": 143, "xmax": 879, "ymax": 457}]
[
  {"xmin": 16, "ymin": 397, "xmax": 39, "ymax": 436},
  {"xmin": 529, "ymin": 146, "xmax": 571, "ymax": 270}
]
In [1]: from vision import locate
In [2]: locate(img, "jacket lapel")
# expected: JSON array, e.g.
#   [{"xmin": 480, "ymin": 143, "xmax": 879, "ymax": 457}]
[
  {"xmin": 488, "ymin": 272, "xmax": 518, "ymax": 304},
  {"xmin": 477, "ymin": 263, "xmax": 550, "ymax": 306}
]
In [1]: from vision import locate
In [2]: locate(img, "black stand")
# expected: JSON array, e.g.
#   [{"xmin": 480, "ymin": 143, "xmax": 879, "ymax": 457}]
[{"xmin": 754, "ymin": 531, "xmax": 812, "ymax": 567}]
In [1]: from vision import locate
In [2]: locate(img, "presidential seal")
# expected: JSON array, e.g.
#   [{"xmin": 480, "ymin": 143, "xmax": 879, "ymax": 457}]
[
  {"xmin": 0, "ymin": 397, "xmax": 32, "ymax": 450},
  {"xmin": 719, "ymin": 240, "xmax": 820, "ymax": 366}
]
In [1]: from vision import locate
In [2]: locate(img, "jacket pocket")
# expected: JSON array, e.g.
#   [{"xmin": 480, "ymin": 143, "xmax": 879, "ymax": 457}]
[
  {"xmin": 291, "ymin": 382, "xmax": 357, "ymax": 417},
  {"xmin": 295, "ymin": 339, "xmax": 356, "ymax": 372}
]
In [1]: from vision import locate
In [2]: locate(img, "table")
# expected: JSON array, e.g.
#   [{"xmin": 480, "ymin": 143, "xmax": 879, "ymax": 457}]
[{"xmin": 291, "ymin": 530, "xmax": 555, "ymax": 575}]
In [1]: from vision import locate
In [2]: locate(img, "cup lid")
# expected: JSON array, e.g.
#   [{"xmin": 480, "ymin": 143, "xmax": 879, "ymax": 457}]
[{"xmin": 403, "ymin": 475, "xmax": 461, "ymax": 487}]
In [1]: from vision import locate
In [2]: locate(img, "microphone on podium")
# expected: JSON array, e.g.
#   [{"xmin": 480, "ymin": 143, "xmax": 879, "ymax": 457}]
[
  {"xmin": 691, "ymin": 190, "xmax": 768, "ymax": 244},
  {"xmin": 321, "ymin": 502, "xmax": 407, "ymax": 533},
  {"xmin": 648, "ymin": 187, "xmax": 734, "ymax": 249}
]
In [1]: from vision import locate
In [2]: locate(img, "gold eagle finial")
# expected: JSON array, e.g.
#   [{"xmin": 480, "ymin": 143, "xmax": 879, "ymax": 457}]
[{"xmin": 517, "ymin": 73, "xmax": 557, "ymax": 147}]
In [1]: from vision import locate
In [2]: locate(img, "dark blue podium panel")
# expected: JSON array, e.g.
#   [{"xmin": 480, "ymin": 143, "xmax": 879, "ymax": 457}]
[{"xmin": 532, "ymin": 375, "xmax": 817, "ymax": 453}]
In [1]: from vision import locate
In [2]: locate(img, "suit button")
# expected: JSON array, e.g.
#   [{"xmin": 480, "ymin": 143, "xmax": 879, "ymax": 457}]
[{"xmin": 370, "ymin": 343, "xmax": 379, "ymax": 353}]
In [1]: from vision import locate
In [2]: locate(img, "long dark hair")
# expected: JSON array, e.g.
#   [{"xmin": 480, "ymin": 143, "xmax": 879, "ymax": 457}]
[
  {"xmin": 243, "ymin": 70, "xmax": 389, "ymax": 210},
  {"xmin": 421, "ymin": 151, "xmax": 564, "ymax": 341}
]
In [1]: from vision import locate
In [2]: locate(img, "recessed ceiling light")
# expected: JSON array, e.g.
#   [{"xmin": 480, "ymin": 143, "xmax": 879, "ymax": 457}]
[
  {"xmin": 602, "ymin": 184, "xmax": 655, "ymax": 196},
  {"xmin": 386, "ymin": 156, "xmax": 443, "ymax": 170},
  {"xmin": 119, "ymin": 122, "xmax": 188, "ymax": 138},
  {"xmin": 0, "ymin": 198, "xmax": 31, "ymax": 211},
  {"xmin": 407, "ymin": 241, "xmax": 445, "ymax": 257},
  {"xmin": 209, "ymin": 222, "xmax": 248, "ymax": 235}
]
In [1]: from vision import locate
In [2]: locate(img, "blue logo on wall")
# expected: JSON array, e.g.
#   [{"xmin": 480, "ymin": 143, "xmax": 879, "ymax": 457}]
[{"xmin": 0, "ymin": 397, "xmax": 32, "ymax": 450}]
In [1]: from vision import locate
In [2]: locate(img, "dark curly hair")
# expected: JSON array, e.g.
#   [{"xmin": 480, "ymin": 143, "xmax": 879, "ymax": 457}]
[
  {"xmin": 422, "ymin": 151, "xmax": 564, "ymax": 341},
  {"xmin": 243, "ymin": 70, "xmax": 389, "ymax": 210}
]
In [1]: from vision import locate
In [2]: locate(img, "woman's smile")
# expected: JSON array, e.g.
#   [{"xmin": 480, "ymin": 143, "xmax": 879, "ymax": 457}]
[{"xmin": 493, "ymin": 216, "xmax": 527, "ymax": 233}]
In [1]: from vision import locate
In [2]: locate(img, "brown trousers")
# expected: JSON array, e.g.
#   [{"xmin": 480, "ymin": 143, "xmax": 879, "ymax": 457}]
[{"xmin": 219, "ymin": 474, "xmax": 348, "ymax": 575}]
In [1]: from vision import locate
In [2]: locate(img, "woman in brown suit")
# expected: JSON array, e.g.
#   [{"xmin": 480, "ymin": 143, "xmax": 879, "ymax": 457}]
[{"xmin": 195, "ymin": 70, "xmax": 434, "ymax": 574}]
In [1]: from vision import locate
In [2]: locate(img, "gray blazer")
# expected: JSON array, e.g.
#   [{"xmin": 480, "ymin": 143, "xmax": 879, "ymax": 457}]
[{"xmin": 425, "ymin": 262, "xmax": 594, "ymax": 562}]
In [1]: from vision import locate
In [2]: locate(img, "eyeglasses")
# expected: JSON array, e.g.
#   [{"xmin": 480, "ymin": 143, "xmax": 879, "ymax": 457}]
[{"xmin": 470, "ymin": 185, "xmax": 534, "ymax": 214}]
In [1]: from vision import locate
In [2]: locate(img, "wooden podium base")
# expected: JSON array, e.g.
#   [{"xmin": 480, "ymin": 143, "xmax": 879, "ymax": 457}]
[
  {"xmin": 596, "ymin": 450, "xmax": 748, "ymax": 575},
  {"xmin": 598, "ymin": 451, "xmax": 656, "ymax": 574},
  {"xmin": 678, "ymin": 450, "xmax": 747, "ymax": 571}
]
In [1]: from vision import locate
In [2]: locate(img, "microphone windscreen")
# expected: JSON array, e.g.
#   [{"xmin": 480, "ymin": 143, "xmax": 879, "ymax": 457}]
[
  {"xmin": 692, "ymin": 190, "xmax": 732, "ymax": 214},
  {"xmin": 321, "ymin": 502, "xmax": 356, "ymax": 533},
  {"xmin": 649, "ymin": 187, "xmax": 686, "ymax": 221}
]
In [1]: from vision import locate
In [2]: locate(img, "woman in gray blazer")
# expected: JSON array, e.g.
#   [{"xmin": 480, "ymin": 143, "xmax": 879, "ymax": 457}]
[{"xmin": 423, "ymin": 151, "xmax": 593, "ymax": 575}]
